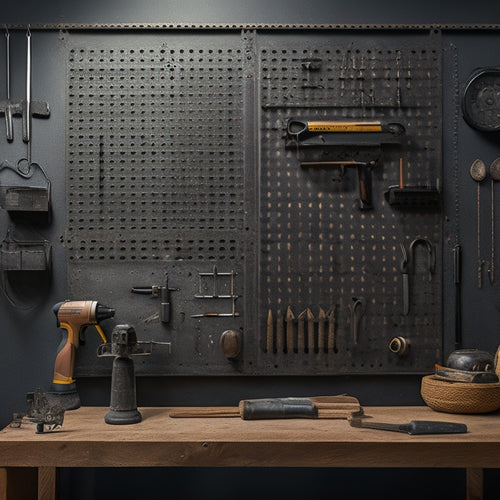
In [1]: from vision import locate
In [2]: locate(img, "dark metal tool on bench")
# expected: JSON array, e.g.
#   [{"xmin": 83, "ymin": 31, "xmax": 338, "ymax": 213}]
[
  {"xmin": 98, "ymin": 324, "xmax": 171, "ymax": 425},
  {"xmin": 11, "ymin": 388, "xmax": 65, "ymax": 433},
  {"xmin": 349, "ymin": 417, "xmax": 467, "ymax": 435}
]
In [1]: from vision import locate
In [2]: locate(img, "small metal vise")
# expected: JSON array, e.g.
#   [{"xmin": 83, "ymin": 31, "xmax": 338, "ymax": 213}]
[
  {"xmin": 97, "ymin": 324, "xmax": 154, "ymax": 425},
  {"xmin": 11, "ymin": 388, "xmax": 65, "ymax": 433}
]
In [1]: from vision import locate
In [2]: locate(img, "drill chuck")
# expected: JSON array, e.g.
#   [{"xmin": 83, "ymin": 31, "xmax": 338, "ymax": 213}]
[{"xmin": 96, "ymin": 304, "xmax": 115, "ymax": 322}]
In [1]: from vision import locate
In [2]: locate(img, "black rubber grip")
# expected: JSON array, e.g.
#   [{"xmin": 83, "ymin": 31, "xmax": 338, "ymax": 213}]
[
  {"xmin": 406, "ymin": 420, "xmax": 467, "ymax": 435},
  {"xmin": 241, "ymin": 398, "xmax": 317, "ymax": 420}
]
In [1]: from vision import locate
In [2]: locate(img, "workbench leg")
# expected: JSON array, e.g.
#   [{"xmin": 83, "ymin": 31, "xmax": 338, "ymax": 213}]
[
  {"xmin": 0, "ymin": 468, "xmax": 5, "ymax": 500},
  {"xmin": 466, "ymin": 468, "xmax": 483, "ymax": 500},
  {"xmin": 38, "ymin": 467, "xmax": 57, "ymax": 500}
]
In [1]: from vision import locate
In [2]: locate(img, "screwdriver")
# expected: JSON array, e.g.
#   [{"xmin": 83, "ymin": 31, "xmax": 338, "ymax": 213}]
[{"xmin": 191, "ymin": 312, "xmax": 240, "ymax": 318}]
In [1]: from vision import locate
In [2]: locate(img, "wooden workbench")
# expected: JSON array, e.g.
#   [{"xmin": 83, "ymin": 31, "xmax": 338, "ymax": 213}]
[{"xmin": 0, "ymin": 406, "xmax": 499, "ymax": 499}]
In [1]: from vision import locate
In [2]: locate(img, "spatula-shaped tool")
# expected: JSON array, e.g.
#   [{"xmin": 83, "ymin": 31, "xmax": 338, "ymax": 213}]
[{"xmin": 349, "ymin": 417, "xmax": 467, "ymax": 435}]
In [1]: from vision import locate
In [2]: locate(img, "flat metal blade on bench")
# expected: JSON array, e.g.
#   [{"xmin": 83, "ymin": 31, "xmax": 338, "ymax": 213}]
[{"xmin": 349, "ymin": 417, "xmax": 467, "ymax": 435}]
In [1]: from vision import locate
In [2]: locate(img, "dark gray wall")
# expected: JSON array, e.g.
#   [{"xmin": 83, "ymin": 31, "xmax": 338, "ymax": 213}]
[
  {"xmin": 3, "ymin": 0, "xmax": 500, "ymax": 24},
  {"xmin": 1, "ymin": 1, "xmax": 500, "ymax": 499}
]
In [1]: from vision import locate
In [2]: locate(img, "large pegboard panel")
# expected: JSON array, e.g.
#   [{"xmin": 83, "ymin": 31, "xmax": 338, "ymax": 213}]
[
  {"xmin": 65, "ymin": 33, "xmax": 246, "ymax": 263},
  {"xmin": 64, "ymin": 29, "xmax": 442, "ymax": 376},
  {"xmin": 257, "ymin": 31, "xmax": 443, "ymax": 374},
  {"xmin": 65, "ymin": 32, "xmax": 252, "ymax": 376}
]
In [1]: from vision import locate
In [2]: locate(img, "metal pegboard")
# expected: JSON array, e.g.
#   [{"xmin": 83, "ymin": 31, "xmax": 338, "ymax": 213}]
[
  {"xmin": 64, "ymin": 32, "xmax": 255, "ymax": 376},
  {"xmin": 257, "ymin": 31, "xmax": 443, "ymax": 374},
  {"xmin": 65, "ymin": 33, "xmax": 246, "ymax": 264},
  {"xmin": 64, "ymin": 29, "xmax": 443, "ymax": 376}
]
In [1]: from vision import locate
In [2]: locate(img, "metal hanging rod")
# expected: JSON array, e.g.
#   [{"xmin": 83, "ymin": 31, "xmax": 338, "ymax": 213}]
[{"xmin": 1, "ymin": 22, "xmax": 500, "ymax": 32}]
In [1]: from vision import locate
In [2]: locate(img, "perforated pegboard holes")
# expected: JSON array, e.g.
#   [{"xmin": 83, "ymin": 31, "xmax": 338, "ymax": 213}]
[
  {"xmin": 259, "ymin": 36, "xmax": 442, "ymax": 374},
  {"xmin": 66, "ymin": 44, "xmax": 245, "ymax": 264}
]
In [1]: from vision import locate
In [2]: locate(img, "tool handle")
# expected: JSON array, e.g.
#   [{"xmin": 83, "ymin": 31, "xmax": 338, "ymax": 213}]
[
  {"xmin": 22, "ymin": 99, "xmax": 30, "ymax": 143},
  {"xmin": 407, "ymin": 420, "xmax": 467, "ymax": 435},
  {"xmin": 357, "ymin": 162, "xmax": 373, "ymax": 210},
  {"xmin": 52, "ymin": 323, "xmax": 77, "ymax": 387},
  {"xmin": 288, "ymin": 120, "xmax": 383, "ymax": 136},
  {"xmin": 169, "ymin": 407, "xmax": 240, "ymax": 418},
  {"xmin": 5, "ymin": 106, "xmax": 13, "ymax": 142},
  {"xmin": 240, "ymin": 398, "xmax": 317, "ymax": 420}
]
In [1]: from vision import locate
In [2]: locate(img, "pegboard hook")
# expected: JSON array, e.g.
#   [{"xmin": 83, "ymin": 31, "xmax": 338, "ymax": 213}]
[{"xmin": 409, "ymin": 238, "xmax": 435, "ymax": 281}]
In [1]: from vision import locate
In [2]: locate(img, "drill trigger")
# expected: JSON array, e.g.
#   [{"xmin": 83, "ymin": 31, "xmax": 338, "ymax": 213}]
[
  {"xmin": 79, "ymin": 325, "xmax": 87, "ymax": 345},
  {"xmin": 95, "ymin": 324, "xmax": 107, "ymax": 343}
]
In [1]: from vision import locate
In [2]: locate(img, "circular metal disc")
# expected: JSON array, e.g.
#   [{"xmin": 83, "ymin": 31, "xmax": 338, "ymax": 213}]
[{"xmin": 462, "ymin": 68, "xmax": 500, "ymax": 132}]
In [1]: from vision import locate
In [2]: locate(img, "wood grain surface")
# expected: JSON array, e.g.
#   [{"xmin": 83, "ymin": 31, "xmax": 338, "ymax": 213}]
[{"xmin": 0, "ymin": 406, "xmax": 499, "ymax": 469}]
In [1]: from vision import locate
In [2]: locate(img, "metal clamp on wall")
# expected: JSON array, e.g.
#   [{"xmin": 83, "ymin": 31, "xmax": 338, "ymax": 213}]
[
  {"xmin": 0, "ymin": 229, "xmax": 51, "ymax": 272},
  {"xmin": 0, "ymin": 159, "xmax": 51, "ymax": 213},
  {"xmin": 0, "ymin": 228, "xmax": 51, "ymax": 309}
]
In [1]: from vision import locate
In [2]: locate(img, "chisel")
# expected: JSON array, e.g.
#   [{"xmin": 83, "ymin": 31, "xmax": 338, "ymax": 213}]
[{"xmin": 349, "ymin": 417, "xmax": 467, "ymax": 434}]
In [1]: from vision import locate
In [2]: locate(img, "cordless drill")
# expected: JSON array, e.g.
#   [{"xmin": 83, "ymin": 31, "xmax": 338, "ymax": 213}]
[{"xmin": 50, "ymin": 300, "xmax": 115, "ymax": 409}]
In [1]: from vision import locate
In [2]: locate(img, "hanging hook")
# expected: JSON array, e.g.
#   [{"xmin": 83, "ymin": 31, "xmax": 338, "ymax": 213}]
[
  {"xmin": 349, "ymin": 296, "xmax": 366, "ymax": 345},
  {"xmin": 409, "ymin": 238, "xmax": 435, "ymax": 281}
]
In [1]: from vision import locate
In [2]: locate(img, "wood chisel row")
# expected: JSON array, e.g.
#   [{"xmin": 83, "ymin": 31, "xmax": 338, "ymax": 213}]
[{"xmin": 266, "ymin": 306, "xmax": 336, "ymax": 354}]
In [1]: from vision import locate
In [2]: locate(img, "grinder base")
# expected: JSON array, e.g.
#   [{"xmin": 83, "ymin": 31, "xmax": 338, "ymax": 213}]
[
  {"xmin": 104, "ymin": 408, "xmax": 142, "ymax": 425},
  {"xmin": 46, "ymin": 385, "xmax": 81, "ymax": 411}
]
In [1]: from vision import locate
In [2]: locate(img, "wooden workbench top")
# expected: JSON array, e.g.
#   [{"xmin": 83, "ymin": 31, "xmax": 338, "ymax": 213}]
[{"xmin": 1, "ymin": 406, "xmax": 499, "ymax": 468}]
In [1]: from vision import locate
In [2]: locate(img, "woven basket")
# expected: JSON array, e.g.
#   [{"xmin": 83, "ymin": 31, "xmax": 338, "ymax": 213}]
[{"xmin": 421, "ymin": 375, "xmax": 500, "ymax": 414}]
